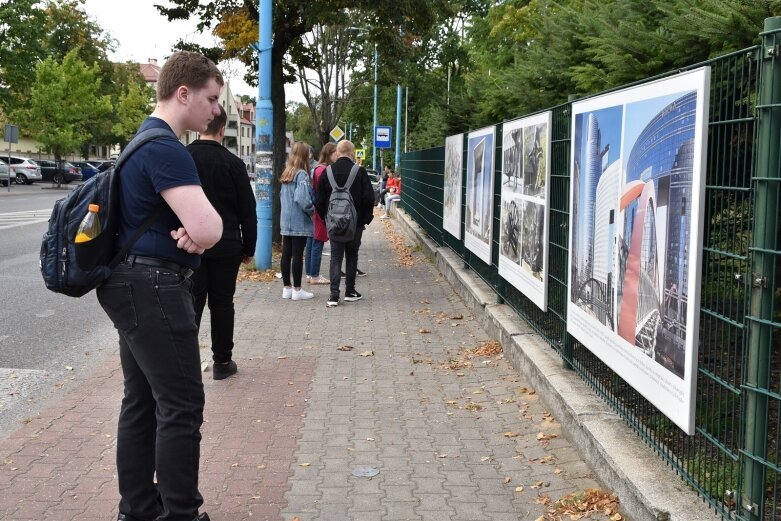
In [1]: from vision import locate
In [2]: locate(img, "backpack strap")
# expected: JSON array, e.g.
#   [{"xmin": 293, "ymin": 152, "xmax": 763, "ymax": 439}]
[
  {"xmin": 325, "ymin": 164, "xmax": 361, "ymax": 190},
  {"xmin": 107, "ymin": 127, "xmax": 178, "ymax": 268},
  {"xmin": 343, "ymin": 164, "xmax": 360, "ymax": 191}
]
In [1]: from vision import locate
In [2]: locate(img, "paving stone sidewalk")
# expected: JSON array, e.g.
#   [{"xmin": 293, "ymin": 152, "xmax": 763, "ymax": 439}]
[{"xmin": 0, "ymin": 216, "xmax": 622, "ymax": 521}]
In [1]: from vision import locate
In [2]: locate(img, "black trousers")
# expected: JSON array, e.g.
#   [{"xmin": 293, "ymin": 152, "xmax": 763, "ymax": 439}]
[
  {"xmin": 281, "ymin": 235, "xmax": 308, "ymax": 287},
  {"xmin": 192, "ymin": 252, "xmax": 243, "ymax": 363},
  {"xmin": 329, "ymin": 226, "xmax": 363, "ymax": 297},
  {"xmin": 97, "ymin": 263, "xmax": 204, "ymax": 521}
]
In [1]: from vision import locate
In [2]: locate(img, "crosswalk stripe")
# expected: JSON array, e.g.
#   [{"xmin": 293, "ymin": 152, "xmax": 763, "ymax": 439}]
[{"xmin": 0, "ymin": 209, "xmax": 51, "ymax": 230}]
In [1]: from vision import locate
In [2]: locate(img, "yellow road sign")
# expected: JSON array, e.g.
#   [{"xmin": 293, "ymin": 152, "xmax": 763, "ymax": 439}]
[
  {"xmin": 355, "ymin": 148, "xmax": 366, "ymax": 160},
  {"xmin": 329, "ymin": 125, "xmax": 345, "ymax": 142}
]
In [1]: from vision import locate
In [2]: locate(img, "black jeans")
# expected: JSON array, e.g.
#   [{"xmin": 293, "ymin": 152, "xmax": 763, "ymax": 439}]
[
  {"xmin": 329, "ymin": 226, "xmax": 364, "ymax": 297},
  {"xmin": 192, "ymin": 253, "xmax": 243, "ymax": 363},
  {"xmin": 97, "ymin": 262, "xmax": 204, "ymax": 521},
  {"xmin": 281, "ymin": 235, "xmax": 308, "ymax": 287}
]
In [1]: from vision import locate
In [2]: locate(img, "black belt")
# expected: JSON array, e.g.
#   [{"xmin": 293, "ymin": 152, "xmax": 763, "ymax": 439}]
[
  {"xmin": 124, "ymin": 254, "xmax": 194, "ymax": 279},
  {"xmin": 222, "ymin": 229, "xmax": 242, "ymax": 241}
]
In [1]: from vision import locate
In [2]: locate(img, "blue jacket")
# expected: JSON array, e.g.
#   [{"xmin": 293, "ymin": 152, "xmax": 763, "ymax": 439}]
[{"xmin": 280, "ymin": 169, "xmax": 314, "ymax": 236}]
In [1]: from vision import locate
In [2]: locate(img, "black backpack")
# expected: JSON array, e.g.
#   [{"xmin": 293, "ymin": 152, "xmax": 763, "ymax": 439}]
[
  {"xmin": 325, "ymin": 164, "xmax": 360, "ymax": 242},
  {"xmin": 40, "ymin": 128, "xmax": 174, "ymax": 297}
]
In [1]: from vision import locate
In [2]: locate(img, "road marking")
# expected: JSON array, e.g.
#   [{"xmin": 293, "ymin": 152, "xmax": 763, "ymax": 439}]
[{"xmin": 0, "ymin": 209, "xmax": 51, "ymax": 230}]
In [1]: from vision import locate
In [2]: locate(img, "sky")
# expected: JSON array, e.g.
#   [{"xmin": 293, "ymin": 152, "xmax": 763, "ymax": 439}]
[{"xmin": 82, "ymin": 0, "xmax": 305, "ymax": 103}]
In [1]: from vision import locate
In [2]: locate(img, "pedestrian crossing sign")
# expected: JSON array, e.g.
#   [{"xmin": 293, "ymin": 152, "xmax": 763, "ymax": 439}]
[{"xmin": 355, "ymin": 148, "xmax": 365, "ymax": 160}]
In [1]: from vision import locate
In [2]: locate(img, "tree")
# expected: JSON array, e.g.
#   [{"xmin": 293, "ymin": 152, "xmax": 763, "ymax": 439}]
[
  {"xmin": 286, "ymin": 102, "xmax": 319, "ymax": 149},
  {"xmin": 157, "ymin": 0, "xmax": 455, "ymax": 241},
  {"xmin": 111, "ymin": 79, "xmax": 156, "ymax": 150},
  {"xmin": 43, "ymin": 0, "xmax": 114, "ymax": 65},
  {"xmin": 297, "ymin": 24, "xmax": 364, "ymax": 147},
  {"xmin": 24, "ymin": 50, "xmax": 111, "ymax": 169},
  {"xmin": 0, "ymin": 0, "xmax": 46, "ymax": 115}
]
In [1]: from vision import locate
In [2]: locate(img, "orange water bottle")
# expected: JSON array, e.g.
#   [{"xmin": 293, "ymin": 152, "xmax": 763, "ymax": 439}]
[{"xmin": 74, "ymin": 204, "xmax": 102, "ymax": 243}]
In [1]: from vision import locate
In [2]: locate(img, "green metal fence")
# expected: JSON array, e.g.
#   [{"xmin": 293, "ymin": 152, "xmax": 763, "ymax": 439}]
[{"xmin": 399, "ymin": 18, "xmax": 781, "ymax": 520}]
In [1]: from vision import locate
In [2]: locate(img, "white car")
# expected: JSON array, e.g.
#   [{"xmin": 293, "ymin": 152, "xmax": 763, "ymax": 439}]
[
  {"xmin": 0, "ymin": 156, "xmax": 43, "ymax": 185},
  {"xmin": 0, "ymin": 160, "xmax": 9, "ymax": 187}
]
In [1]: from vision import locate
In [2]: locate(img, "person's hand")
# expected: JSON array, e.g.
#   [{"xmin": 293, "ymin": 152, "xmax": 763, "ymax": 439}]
[{"xmin": 170, "ymin": 227, "xmax": 206, "ymax": 255}]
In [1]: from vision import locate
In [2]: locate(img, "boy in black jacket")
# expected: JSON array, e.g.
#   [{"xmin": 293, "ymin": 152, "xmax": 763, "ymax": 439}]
[{"xmin": 315, "ymin": 140, "xmax": 374, "ymax": 307}]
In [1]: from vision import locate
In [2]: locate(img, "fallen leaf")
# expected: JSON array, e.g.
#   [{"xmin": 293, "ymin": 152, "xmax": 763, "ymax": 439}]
[
  {"xmin": 504, "ymin": 477, "xmax": 512, "ymax": 484},
  {"xmin": 277, "ymin": 356, "xmax": 288, "ymax": 360},
  {"xmin": 515, "ymin": 486, "xmax": 524, "ymax": 493},
  {"xmin": 299, "ymin": 463, "xmax": 310, "ymax": 467},
  {"xmin": 337, "ymin": 345, "xmax": 354, "ymax": 351},
  {"xmin": 366, "ymin": 438, "xmax": 375, "ymax": 441},
  {"xmin": 359, "ymin": 351, "xmax": 374, "ymax": 357},
  {"xmin": 504, "ymin": 431, "xmax": 520, "ymax": 438},
  {"xmin": 438, "ymin": 454, "xmax": 448, "ymax": 458},
  {"xmin": 419, "ymin": 328, "xmax": 431, "ymax": 334},
  {"xmin": 65, "ymin": 366, "xmax": 73, "ymax": 371}
]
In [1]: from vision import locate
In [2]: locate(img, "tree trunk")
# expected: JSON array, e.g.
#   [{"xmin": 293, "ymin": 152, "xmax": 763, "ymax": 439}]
[{"xmin": 271, "ymin": 34, "xmax": 287, "ymax": 246}]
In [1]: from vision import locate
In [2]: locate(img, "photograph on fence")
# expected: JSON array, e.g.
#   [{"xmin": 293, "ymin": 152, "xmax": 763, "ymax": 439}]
[
  {"xmin": 443, "ymin": 133, "xmax": 464, "ymax": 239},
  {"xmin": 464, "ymin": 125, "xmax": 496, "ymax": 264},
  {"xmin": 498, "ymin": 112, "xmax": 551, "ymax": 311},
  {"xmin": 566, "ymin": 67, "xmax": 710, "ymax": 434}
]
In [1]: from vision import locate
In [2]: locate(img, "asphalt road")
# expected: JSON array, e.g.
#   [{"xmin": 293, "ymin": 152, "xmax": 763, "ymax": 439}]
[{"xmin": 0, "ymin": 183, "xmax": 118, "ymax": 440}]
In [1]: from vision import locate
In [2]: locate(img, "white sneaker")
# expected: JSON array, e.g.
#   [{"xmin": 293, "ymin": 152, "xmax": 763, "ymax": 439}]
[
  {"xmin": 282, "ymin": 287, "xmax": 292, "ymax": 299},
  {"xmin": 292, "ymin": 289, "xmax": 314, "ymax": 300}
]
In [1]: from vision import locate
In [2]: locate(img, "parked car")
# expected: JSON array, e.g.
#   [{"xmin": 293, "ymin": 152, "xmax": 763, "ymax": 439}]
[
  {"xmin": 38, "ymin": 160, "xmax": 83, "ymax": 184},
  {"xmin": 96, "ymin": 160, "xmax": 115, "ymax": 173},
  {"xmin": 72, "ymin": 161, "xmax": 100, "ymax": 181},
  {"xmin": 0, "ymin": 160, "xmax": 9, "ymax": 187},
  {"xmin": 0, "ymin": 156, "xmax": 43, "ymax": 185}
]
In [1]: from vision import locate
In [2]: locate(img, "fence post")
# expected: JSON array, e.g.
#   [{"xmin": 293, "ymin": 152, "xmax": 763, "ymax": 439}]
[{"xmin": 743, "ymin": 16, "xmax": 781, "ymax": 520}]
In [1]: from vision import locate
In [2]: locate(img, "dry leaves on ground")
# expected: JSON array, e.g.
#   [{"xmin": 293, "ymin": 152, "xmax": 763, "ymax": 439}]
[
  {"xmin": 439, "ymin": 340, "xmax": 503, "ymax": 372},
  {"xmin": 543, "ymin": 489, "xmax": 621, "ymax": 521},
  {"xmin": 236, "ymin": 247, "xmax": 282, "ymax": 283},
  {"xmin": 381, "ymin": 222, "xmax": 415, "ymax": 267}
]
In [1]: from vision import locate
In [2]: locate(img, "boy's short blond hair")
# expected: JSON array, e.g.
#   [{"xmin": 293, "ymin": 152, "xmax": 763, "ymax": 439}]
[{"xmin": 336, "ymin": 140, "xmax": 355, "ymax": 158}]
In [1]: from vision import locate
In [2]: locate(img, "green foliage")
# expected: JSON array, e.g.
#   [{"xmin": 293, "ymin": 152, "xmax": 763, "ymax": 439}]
[
  {"xmin": 286, "ymin": 102, "xmax": 319, "ymax": 148},
  {"xmin": 111, "ymin": 80, "xmax": 155, "ymax": 148},
  {"xmin": 23, "ymin": 49, "xmax": 111, "ymax": 160},
  {"xmin": 399, "ymin": 0, "xmax": 780, "ymax": 146},
  {"xmin": 43, "ymin": 0, "xmax": 114, "ymax": 65},
  {"xmin": 0, "ymin": 0, "xmax": 46, "ymax": 114}
]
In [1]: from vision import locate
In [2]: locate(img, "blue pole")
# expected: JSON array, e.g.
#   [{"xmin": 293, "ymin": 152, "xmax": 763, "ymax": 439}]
[
  {"xmin": 254, "ymin": 0, "xmax": 273, "ymax": 269},
  {"xmin": 372, "ymin": 44, "xmax": 378, "ymax": 172},
  {"xmin": 394, "ymin": 84, "xmax": 401, "ymax": 170}
]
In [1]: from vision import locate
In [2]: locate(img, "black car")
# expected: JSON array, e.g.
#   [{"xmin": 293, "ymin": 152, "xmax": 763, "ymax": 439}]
[{"xmin": 38, "ymin": 160, "xmax": 83, "ymax": 184}]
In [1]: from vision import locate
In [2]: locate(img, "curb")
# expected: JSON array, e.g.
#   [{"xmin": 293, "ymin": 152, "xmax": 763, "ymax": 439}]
[{"xmin": 393, "ymin": 208, "xmax": 719, "ymax": 521}]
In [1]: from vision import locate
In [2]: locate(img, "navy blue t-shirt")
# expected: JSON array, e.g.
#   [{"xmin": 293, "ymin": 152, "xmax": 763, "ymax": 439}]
[{"xmin": 119, "ymin": 117, "xmax": 202, "ymax": 268}]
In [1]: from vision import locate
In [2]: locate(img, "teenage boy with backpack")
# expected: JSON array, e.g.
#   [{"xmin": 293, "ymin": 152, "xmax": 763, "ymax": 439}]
[
  {"xmin": 98, "ymin": 51, "xmax": 224, "ymax": 521},
  {"xmin": 315, "ymin": 140, "xmax": 374, "ymax": 307}
]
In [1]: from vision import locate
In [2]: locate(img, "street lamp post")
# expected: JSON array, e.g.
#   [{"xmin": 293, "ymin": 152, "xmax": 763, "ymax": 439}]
[
  {"xmin": 348, "ymin": 27, "xmax": 378, "ymax": 172},
  {"xmin": 372, "ymin": 43, "xmax": 378, "ymax": 172}
]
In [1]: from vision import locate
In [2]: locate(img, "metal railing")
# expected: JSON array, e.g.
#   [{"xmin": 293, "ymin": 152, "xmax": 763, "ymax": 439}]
[{"xmin": 399, "ymin": 17, "xmax": 781, "ymax": 520}]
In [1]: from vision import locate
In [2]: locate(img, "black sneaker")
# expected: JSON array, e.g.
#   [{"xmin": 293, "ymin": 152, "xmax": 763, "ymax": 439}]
[
  {"xmin": 195, "ymin": 514, "xmax": 211, "ymax": 521},
  {"xmin": 213, "ymin": 360, "xmax": 238, "ymax": 380},
  {"xmin": 357, "ymin": 269, "xmax": 367, "ymax": 277},
  {"xmin": 327, "ymin": 295, "xmax": 339, "ymax": 307},
  {"xmin": 344, "ymin": 290, "xmax": 363, "ymax": 302}
]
